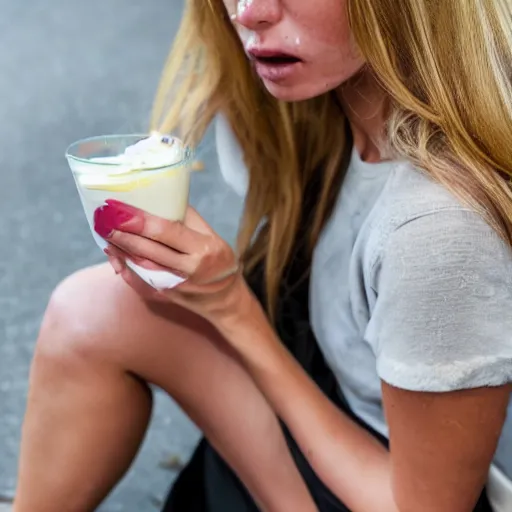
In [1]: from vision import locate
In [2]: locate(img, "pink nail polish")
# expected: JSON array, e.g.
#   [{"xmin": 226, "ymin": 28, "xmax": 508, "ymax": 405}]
[{"xmin": 94, "ymin": 200, "xmax": 138, "ymax": 238}]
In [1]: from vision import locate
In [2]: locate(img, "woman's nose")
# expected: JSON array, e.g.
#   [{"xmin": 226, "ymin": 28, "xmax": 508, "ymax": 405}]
[{"xmin": 236, "ymin": 0, "xmax": 282, "ymax": 30}]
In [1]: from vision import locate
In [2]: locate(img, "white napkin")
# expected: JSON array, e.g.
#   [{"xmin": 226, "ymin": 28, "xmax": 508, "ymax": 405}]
[{"xmin": 124, "ymin": 259, "xmax": 186, "ymax": 290}]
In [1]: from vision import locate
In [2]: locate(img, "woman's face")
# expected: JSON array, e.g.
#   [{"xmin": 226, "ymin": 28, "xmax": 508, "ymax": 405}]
[{"xmin": 224, "ymin": 0, "xmax": 365, "ymax": 101}]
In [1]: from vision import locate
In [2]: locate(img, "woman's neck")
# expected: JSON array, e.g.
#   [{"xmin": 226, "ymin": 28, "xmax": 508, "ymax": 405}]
[{"xmin": 337, "ymin": 68, "xmax": 389, "ymax": 163}]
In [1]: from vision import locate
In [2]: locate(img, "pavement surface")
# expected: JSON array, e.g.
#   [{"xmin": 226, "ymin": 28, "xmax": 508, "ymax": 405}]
[{"xmin": 0, "ymin": 1, "xmax": 242, "ymax": 510}]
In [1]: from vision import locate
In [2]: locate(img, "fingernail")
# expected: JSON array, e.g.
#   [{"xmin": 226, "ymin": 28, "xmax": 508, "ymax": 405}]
[{"xmin": 94, "ymin": 200, "xmax": 138, "ymax": 238}]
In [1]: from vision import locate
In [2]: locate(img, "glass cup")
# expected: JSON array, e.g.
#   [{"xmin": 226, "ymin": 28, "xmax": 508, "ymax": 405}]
[{"xmin": 66, "ymin": 134, "xmax": 193, "ymax": 289}]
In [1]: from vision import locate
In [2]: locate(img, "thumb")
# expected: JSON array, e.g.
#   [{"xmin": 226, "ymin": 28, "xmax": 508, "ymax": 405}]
[{"xmin": 183, "ymin": 206, "xmax": 214, "ymax": 235}]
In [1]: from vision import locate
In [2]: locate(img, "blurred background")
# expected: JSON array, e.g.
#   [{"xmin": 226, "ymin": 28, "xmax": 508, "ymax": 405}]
[{"xmin": 0, "ymin": 0, "xmax": 242, "ymax": 510}]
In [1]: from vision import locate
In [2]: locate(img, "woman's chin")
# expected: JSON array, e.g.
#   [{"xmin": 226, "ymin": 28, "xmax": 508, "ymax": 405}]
[{"xmin": 262, "ymin": 80, "xmax": 335, "ymax": 102}]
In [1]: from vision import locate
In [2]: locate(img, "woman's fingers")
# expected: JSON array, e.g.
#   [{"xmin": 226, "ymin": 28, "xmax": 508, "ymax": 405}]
[
  {"xmin": 183, "ymin": 206, "xmax": 215, "ymax": 235},
  {"xmin": 95, "ymin": 200, "xmax": 238, "ymax": 287},
  {"xmin": 108, "ymin": 230, "xmax": 196, "ymax": 276},
  {"xmin": 109, "ymin": 229, "xmax": 236, "ymax": 285},
  {"xmin": 104, "ymin": 248, "xmax": 125, "ymax": 274},
  {"xmin": 94, "ymin": 199, "xmax": 206, "ymax": 254},
  {"xmin": 104, "ymin": 245, "xmax": 174, "ymax": 301},
  {"xmin": 139, "ymin": 211, "xmax": 205, "ymax": 254}
]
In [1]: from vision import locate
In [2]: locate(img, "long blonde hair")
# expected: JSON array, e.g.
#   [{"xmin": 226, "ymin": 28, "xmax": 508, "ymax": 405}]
[{"xmin": 152, "ymin": 0, "xmax": 512, "ymax": 320}]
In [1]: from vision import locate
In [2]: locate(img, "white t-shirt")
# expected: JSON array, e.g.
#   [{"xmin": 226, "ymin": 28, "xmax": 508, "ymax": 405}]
[{"xmin": 214, "ymin": 115, "xmax": 512, "ymax": 479}]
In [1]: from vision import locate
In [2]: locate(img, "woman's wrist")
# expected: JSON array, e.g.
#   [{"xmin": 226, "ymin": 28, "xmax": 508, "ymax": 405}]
[
  {"xmin": 212, "ymin": 277, "xmax": 278, "ymax": 350},
  {"xmin": 212, "ymin": 276, "xmax": 261, "ymax": 331}
]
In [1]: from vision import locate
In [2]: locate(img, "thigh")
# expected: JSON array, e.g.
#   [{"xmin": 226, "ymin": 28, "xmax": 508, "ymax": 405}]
[
  {"xmin": 49, "ymin": 263, "xmax": 277, "ymax": 444},
  {"xmin": 46, "ymin": 263, "xmax": 313, "ymax": 511}
]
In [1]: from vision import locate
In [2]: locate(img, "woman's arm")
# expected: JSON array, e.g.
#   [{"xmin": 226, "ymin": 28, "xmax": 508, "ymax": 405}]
[
  {"xmin": 98, "ymin": 199, "xmax": 512, "ymax": 512},
  {"xmin": 218, "ymin": 293, "xmax": 509, "ymax": 512}
]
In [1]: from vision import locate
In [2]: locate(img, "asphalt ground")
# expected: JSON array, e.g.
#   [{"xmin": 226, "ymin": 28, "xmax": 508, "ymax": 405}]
[{"xmin": 0, "ymin": 1, "xmax": 243, "ymax": 509}]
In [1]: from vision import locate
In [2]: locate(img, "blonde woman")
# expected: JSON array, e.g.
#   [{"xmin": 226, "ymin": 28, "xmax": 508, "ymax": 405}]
[{"xmin": 14, "ymin": 1, "xmax": 512, "ymax": 511}]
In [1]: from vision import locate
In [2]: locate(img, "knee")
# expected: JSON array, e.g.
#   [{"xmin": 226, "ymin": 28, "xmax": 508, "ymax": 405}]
[{"xmin": 36, "ymin": 264, "xmax": 125, "ymax": 363}]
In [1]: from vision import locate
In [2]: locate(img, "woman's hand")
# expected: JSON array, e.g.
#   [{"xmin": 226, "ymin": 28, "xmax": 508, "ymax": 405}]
[{"xmin": 94, "ymin": 199, "xmax": 252, "ymax": 324}]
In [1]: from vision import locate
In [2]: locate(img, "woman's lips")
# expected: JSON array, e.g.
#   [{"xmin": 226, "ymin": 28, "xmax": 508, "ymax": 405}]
[{"xmin": 247, "ymin": 48, "xmax": 303, "ymax": 83}]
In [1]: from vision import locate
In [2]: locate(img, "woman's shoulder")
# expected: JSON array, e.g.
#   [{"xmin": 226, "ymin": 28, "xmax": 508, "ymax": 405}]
[
  {"xmin": 372, "ymin": 162, "xmax": 473, "ymax": 233},
  {"xmin": 366, "ymin": 162, "xmax": 509, "ymax": 261},
  {"xmin": 364, "ymin": 162, "xmax": 512, "ymax": 306}
]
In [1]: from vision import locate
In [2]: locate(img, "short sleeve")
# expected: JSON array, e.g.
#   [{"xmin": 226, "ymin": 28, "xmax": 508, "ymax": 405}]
[
  {"xmin": 215, "ymin": 115, "xmax": 248, "ymax": 197},
  {"xmin": 366, "ymin": 208, "xmax": 512, "ymax": 392}
]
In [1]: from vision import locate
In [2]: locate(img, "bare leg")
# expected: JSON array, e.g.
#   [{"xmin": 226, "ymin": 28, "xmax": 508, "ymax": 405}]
[{"xmin": 14, "ymin": 264, "xmax": 316, "ymax": 512}]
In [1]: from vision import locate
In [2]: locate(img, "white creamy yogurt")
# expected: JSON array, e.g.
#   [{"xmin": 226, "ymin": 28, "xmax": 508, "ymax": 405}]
[{"xmin": 75, "ymin": 133, "xmax": 190, "ymax": 223}]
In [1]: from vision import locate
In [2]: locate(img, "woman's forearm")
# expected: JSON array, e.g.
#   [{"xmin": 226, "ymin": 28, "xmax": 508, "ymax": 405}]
[{"xmin": 217, "ymin": 291, "xmax": 399, "ymax": 512}]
